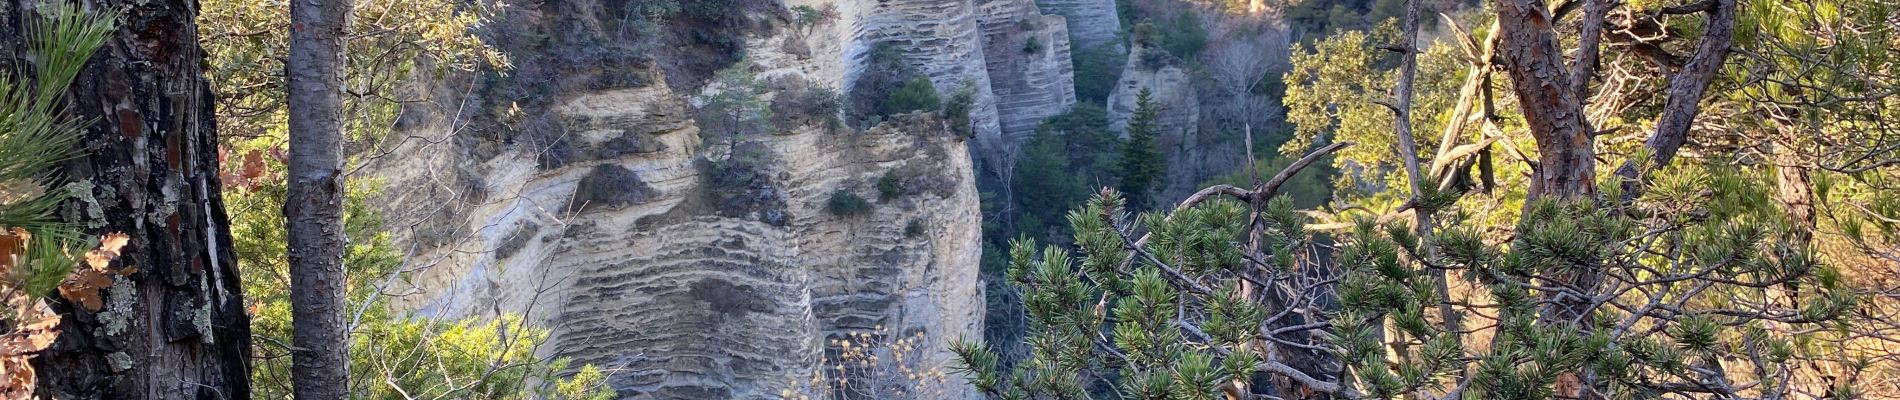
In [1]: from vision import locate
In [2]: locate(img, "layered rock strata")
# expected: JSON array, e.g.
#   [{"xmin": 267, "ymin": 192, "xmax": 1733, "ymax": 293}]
[
  {"xmin": 367, "ymin": 7, "xmax": 989, "ymax": 398},
  {"xmin": 1034, "ymin": 0, "xmax": 1124, "ymax": 51},
  {"xmin": 978, "ymin": 0, "xmax": 1079, "ymax": 142}
]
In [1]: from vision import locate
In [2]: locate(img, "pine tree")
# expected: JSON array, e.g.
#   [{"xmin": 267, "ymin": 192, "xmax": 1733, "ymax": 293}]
[
  {"xmin": 1011, "ymin": 126, "xmax": 1086, "ymax": 243},
  {"xmin": 956, "ymin": 166, "xmax": 1859, "ymax": 399},
  {"xmin": 8, "ymin": 1, "xmax": 254, "ymax": 397},
  {"xmin": 699, "ymin": 63, "xmax": 774, "ymax": 145},
  {"xmin": 954, "ymin": 0, "xmax": 1893, "ymax": 397},
  {"xmin": 0, "ymin": 6, "xmax": 113, "ymax": 397},
  {"xmin": 287, "ymin": 0, "xmax": 352, "ymax": 396},
  {"xmin": 1117, "ymin": 89, "xmax": 1166, "ymax": 211}
]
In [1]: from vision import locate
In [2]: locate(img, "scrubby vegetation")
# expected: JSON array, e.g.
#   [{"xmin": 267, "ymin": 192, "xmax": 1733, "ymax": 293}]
[
  {"xmin": 848, "ymin": 43, "xmax": 929, "ymax": 128},
  {"xmin": 826, "ymin": 190, "xmax": 874, "ymax": 217},
  {"xmin": 703, "ymin": 142, "xmax": 790, "ymax": 226},
  {"xmin": 1070, "ymin": 44, "xmax": 1125, "ymax": 104},
  {"xmin": 770, "ymin": 75, "xmax": 845, "ymax": 133},
  {"xmin": 905, "ymin": 219, "xmax": 927, "ymax": 238},
  {"xmin": 885, "ymin": 77, "xmax": 943, "ymax": 116},
  {"xmin": 878, "ymin": 172, "xmax": 904, "ymax": 201},
  {"xmin": 698, "ymin": 63, "xmax": 775, "ymax": 146}
]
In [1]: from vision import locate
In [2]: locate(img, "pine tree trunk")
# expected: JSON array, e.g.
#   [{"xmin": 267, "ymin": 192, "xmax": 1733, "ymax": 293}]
[
  {"xmin": 1771, "ymin": 134, "xmax": 1812, "ymax": 310},
  {"xmin": 1493, "ymin": 2, "xmax": 1603, "ymax": 397},
  {"xmin": 286, "ymin": 0, "xmax": 351, "ymax": 397},
  {"xmin": 0, "ymin": 0, "xmax": 253, "ymax": 398},
  {"xmin": 1495, "ymin": 0, "xmax": 1598, "ymax": 200}
]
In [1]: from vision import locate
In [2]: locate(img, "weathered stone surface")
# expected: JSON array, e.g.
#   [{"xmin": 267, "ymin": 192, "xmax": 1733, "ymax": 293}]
[
  {"xmin": 978, "ymin": 0, "xmax": 1078, "ymax": 143},
  {"xmin": 830, "ymin": 0, "xmax": 1085, "ymax": 172},
  {"xmin": 842, "ymin": 0, "xmax": 1004, "ymax": 147},
  {"xmin": 1034, "ymin": 0, "xmax": 1123, "ymax": 51},
  {"xmin": 365, "ymin": 24, "xmax": 984, "ymax": 400}
]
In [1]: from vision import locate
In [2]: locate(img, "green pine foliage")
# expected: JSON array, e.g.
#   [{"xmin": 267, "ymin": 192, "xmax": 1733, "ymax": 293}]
[
  {"xmin": 994, "ymin": 103, "xmax": 1121, "ymax": 259},
  {"xmin": 1117, "ymin": 89, "xmax": 1167, "ymax": 211},
  {"xmin": 1010, "ymin": 130, "xmax": 1084, "ymax": 247},
  {"xmin": 959, "ymin": 163, "xmax": 1862, "ymax": 399},
  {"xmin": 1154, "ymin": 10, "xmax": 1208, "ymax": 60},
  {"xmin": 953, "ymin": 190, "xmax": 1269, "ymax": 399},
  {"xmin": 943, "ymin": 83, "xmax": 977, "ymax": 138},
  {"xmin": 0, "ymin": 2, "xmax": 114, "ymax": 298},
  {"xmin": 698, "ymin": 62, "xmax": 774, "ymax": 145}
]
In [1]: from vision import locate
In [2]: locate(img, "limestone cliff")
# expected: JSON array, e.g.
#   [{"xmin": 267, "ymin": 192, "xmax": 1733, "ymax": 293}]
[
  {"xmin": 1034, "ymin": 0, "xmax": 1124, "ymax": 51},
  {"xmin": 362, "ymin": 2, "xmax": 991, "ymax": 398},
  {"xmin": 841, "ymin": 0, "xmax": 1004, "ymax": 148},
  {"xmin": 834, "ymin": 0, "xmax": 1077, "ymax": 170},
  {"xmin": 978, "ymin": 0, "xmax": 1079, "ymax": 143}
]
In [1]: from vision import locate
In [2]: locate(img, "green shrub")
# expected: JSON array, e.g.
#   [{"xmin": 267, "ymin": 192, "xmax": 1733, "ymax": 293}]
[
  {"xmin": 904, "ymin": 219, "xmax": 926, "ymax": 238},
  {"xmin": 826, "ymin": 190, "xmax": 874, "ymax": 216},
  {"xmin": 696, "ymin": 63, "xmax": 773, "ymax": 146},
  {"xmin": 701, "ymin": 142, "xmax": 789, "ymax": 226},
  {"xmin": 942, "ymin": 84, "xmax": 976, "ymax": 138},
  {"xmin": 768, "ymin": 75, "xmax": 843, "ymax": 133},
  {"xmin": 1158, "ymin": 10, "xmax": 1208, "ymax": 59},
  {"xmin": 847, "ymin": 42, "xmax": 922, "ymax": 128},
  {"xmin": 885, "ymin": 76, "xmax": 941, "ymax": 115},
  {"xmin": 878, "ymin": 172, "xmax": 902, "ymax": 201},
  {"xmin": 805, "ymin": 85, "xmax": 844, "ymax": 132},
  {"xmin": 1023, "ymin": 37, "xmax": 1043, "ymax": 54}
]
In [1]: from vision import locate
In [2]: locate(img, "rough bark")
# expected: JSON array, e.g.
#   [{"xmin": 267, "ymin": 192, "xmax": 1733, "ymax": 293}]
[
  {"xmin": 1776, "ymin": 155, "xmax": 1814, "ymax": 247},
  {"xmin": 1612, "ymin": 0, "xmax": 1737, "ymax": 197},
  {"xmin": 1568, "ymin": 0, "xmax": 1609, "ymax": 103},
  {"xmin": 286, "ymin": 0, "xmax": 351, "ymax": 398},
  {"xmin": 0, "ymin": 0, "xmax": 253, "ymax": 398},
  {"xmin": 1496, "ymin": 0, "xmax": 1598, "ymax": 200},
  {"xmin": 1493, "ymin": 2, "xmax": 1606, "ymax": 397}
]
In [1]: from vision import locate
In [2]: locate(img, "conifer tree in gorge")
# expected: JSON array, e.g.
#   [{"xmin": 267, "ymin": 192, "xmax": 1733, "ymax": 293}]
[{"xmin": 0, "ymin": 0, "xmax": 252, "ymax": 397}]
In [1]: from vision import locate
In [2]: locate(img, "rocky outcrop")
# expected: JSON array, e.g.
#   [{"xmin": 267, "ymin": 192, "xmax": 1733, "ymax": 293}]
[
  {"xmin": 978, "ymin": 0, "xmax": 1078, "ymax": 143},
  {"xmin": 1108, "ymin": 44, "xmax": 1203, "ymax": 200},
  {"xmin": 842, "ymin": 0, "xmax": 1004, "ymax": 145},
  {"xmin": 1034, "ymin": 0, "xmax": 1123, "ymax": 51},
  {"xmin": 378, "ymin": 78, "xmax": 982, "ymax": 400},
  {"xmin": 364, "ymin": 4, "xmax": 987, "ymax": 398},
  {"xmin": 835, "ymin": 0, "xmax": 1082, "ymax": 169}
]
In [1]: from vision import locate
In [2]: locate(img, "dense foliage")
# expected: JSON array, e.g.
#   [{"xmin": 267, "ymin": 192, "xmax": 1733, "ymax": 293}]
[
  {"xmin": 1116, "ymin": 90, "xmax": 1168, "ymax": 211},
  {"xmin": 959, "ymin": 0, "xmax": 1900, "ymax": 398}
]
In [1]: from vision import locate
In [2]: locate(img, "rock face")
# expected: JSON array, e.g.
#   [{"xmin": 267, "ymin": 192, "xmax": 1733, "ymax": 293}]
[
  {"xmin": 364, "ymin": 3, "xmax": 991, "ymax": 399},
  {"xmin": 1034, "ymin": 0, "xmax": 1123, "ymax": 51},
  {"xmin": 1108, "ymin": 44, "xmax": 1202, "ymax": 198},
  {"xmin": 978, "ymin": 0, "xmax": 1079, "ymax": 143},
  {"xmin": 843, "ymin": 0, "xmax": 1004, "ymax": 147},
  {"xmin": 835, "ymin": 0, "xmax": 1077, "ymax": 170}
]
